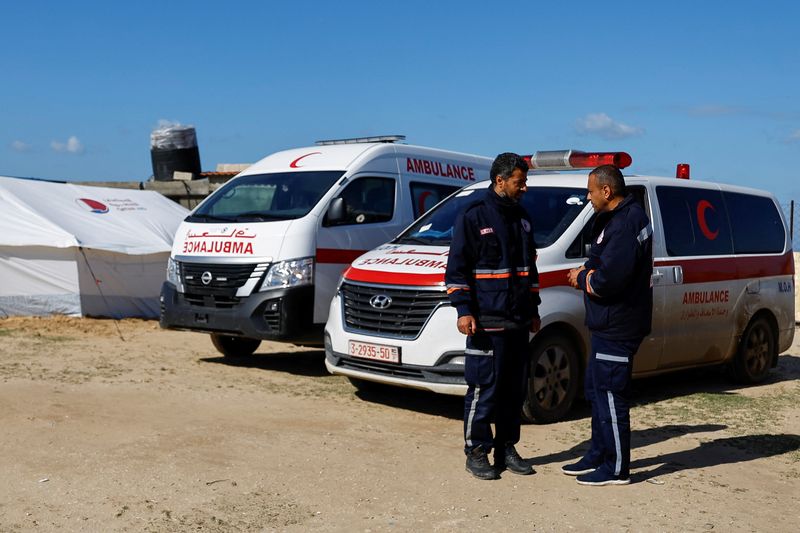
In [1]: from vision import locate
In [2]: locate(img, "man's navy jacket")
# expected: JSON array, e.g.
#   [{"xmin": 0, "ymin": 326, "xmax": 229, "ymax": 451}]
[
  {"xmin": 445, "ymin": 187, "xmax": 541, "ymax": 331},
  {"xmin": 576, "ymin": 193, "xmax": 653, "ymax": 340}
]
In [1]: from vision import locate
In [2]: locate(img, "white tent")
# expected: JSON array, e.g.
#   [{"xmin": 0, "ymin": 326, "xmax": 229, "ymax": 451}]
[{"xmin": 0, "ymin": 176, "xmax": 188, "ymax": 318}]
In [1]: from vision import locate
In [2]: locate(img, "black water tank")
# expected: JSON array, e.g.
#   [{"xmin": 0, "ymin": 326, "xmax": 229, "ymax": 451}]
[{"xmin": 150, "ymin": 124, "xmax": 201, "ymax": 181}]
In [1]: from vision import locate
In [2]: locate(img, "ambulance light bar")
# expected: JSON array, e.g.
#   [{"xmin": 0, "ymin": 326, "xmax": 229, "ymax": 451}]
[
  {"xmin": 523, "ymin": 150, "xmax": 632, "ymax": 170},
  {"xmin": 676, "ymin": 163, "xmax": 690, "ymax": 179},
  {"xmin": 316, "ymin": 135, "xmax": 406, "ymax": 145}
]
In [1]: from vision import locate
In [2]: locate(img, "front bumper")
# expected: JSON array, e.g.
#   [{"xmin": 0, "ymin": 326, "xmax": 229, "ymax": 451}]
[
  {"xmin": 159, "ymin": 281, "xmax": 321, "ymax": 343},
  {"xmin": 324, "ymin": 346, "xmax": 468, "ymax": 395}
]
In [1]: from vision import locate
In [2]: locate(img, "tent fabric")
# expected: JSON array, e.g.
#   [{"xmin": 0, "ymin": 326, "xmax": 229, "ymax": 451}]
[
  {"xmin": 0, "ymin": 177, "xmax": 187, "ymax": 253},
  {"xmin": 0, "ymin": 176, "xmax": 188, "ymax": 318}
]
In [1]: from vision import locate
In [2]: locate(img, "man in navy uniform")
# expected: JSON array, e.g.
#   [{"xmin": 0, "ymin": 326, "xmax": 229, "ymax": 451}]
[
  {"xmin": 566, "ymin": 164, "xmax": 653, "ymax": 486},
  {"xmin": 446, "ymin": 152, "xmax": 541, "ymax": 480}
]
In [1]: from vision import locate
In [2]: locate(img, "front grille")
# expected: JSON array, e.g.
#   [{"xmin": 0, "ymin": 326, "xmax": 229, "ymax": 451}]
[
  {"xmin": 180, "ymin": 262, "xmax": 259, "ymax": 295},
  {"xmin": 340, "ymin": 282, "xmax": 449, "ymax": 338},
  {"xmin": 341, "ymin": 357, "xmax": 426, "ymax": 379},
  {"xmin": 334, "ymin": 356, "xmax": 466, "ymax": 385},
  {"xmin": 182, "ymin": 293, "xmax": 241, "ymax": 309}
]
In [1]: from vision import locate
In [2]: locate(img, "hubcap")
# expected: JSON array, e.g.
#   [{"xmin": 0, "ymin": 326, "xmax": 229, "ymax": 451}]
[
  {"xmin": 745, "ymin": 325, "xmax": 769, "ymax": 376},
  {"xmin": 532, "ymin": 344, "xmax": 571, "ymax": 410}
]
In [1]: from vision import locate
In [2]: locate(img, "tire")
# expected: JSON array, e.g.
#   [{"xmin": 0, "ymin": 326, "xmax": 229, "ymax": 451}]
[
  {"xmin": 522, "ymin": 333, "xmax": 580, "ymax": 424},
  {"xmin": 210, "ymin": 333, "xmax": 261, "ymax": 358},
  {"xmin": 731, "ymin": 316, "xmax": 775, "ymax": 384}
]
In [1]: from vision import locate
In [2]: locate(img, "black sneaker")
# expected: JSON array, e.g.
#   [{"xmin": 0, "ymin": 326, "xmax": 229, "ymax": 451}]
[
  {"xmin": 495, "ymin": 445, "xmax": 534, "ymax": 476},
  {"xmin": 465, "ymin": 446, "xmax": 499, "ymax": 480},
  {"xmin": 576, "ymin": 468, "xmax": 630, "ymax": 486},
  {"xmin": 561, "ymin": 457, "xmax": 599, "ymax": 476}
]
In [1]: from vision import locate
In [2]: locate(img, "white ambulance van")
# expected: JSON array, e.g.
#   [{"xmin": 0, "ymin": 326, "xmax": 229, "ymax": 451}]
[
  {"xmin": 324, "ymin": 150, "xmax": 794, "ymax": 422},
  {"xmin": 159, "ymin": 136, "xmax": 492, "ymax": 356}
]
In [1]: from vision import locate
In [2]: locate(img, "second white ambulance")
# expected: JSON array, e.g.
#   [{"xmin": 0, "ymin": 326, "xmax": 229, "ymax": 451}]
[
  {"xmin": 160, "ymin": 136, "xmax": 492, "ymax": 355},
  {"xmin": 324, "ymin": 151, "xmax": 794, "ymax": 422}
]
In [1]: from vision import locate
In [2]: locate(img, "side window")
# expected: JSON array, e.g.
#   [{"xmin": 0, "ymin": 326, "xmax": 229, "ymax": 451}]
[
  {"xmin": 409, "ymin": 182, "xmax": 460, "ymax": 218},
  {"xmin": 334, "ymin": 177, "xmax": 395, "ymax": 225},
  {"xmin": 565, "ymin": 185, "xmax": 649, "ymax": 259},
  {"xmin": 566, "ymin": 212, "xmax": 597, "ymax": 259},
  {"xmin": 723, "ymin": 192, "xmax": 785, "ymax": 254},
  {"xmin": 656, "ymin": 186, "xmax": 733, "ymax": 256}
]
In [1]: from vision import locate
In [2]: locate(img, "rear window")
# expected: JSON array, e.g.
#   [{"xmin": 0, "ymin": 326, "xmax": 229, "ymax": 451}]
[
  {"xmin": 656, "ymin": 186, "xmax": 734, "ymax": 256},
  {"xmin": 723, "ymin": 192, "xmax": 785, "ymax": 254},
  {"xmin": 395, "ymin": 185, "xmax": 586, "ymax": 248}
]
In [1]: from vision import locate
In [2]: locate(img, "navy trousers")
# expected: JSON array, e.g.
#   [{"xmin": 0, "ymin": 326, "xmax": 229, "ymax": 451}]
[
  {"xmin": 583, "ymin": 334, "xmax": 642, "ymax": 478},
  {"xmin": 463, "ymin": 328, "xmax": 530, "ymax": 454}
]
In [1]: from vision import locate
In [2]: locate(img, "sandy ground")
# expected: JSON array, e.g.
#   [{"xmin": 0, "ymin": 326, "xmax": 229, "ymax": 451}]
[{"xmin": 0, "ymin": 317, "xmax": 798, "ymax": 532}]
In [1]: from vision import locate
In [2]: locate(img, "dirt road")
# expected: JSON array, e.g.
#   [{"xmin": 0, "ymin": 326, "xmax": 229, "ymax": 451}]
[{"xmin": 0, "ymin": 317, "xmax": 798, "ymax": 532}]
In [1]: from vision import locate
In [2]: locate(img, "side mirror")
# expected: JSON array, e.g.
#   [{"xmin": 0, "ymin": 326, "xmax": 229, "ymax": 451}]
[{"xmin": 325, "ymin": 197, "xmax": 346, "ymax": 225}]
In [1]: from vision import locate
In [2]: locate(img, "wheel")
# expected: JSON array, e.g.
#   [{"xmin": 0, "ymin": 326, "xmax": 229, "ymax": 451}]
[
  {"xmin": 522, "ymin": 333, "xmax": 580, "ymax": 424},
  {"xmin": 731, "ymin": 316, "xmax": 775, "ymax": 383},
  {"xmin": 210, "ymin": 333, "xmax": 261, "ymax": 358}
]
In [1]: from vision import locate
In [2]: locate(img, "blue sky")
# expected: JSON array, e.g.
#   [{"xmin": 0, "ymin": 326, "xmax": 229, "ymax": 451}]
[{"xmin": 2, "ymin": 1, "xmax": 799, "ymax": 209}]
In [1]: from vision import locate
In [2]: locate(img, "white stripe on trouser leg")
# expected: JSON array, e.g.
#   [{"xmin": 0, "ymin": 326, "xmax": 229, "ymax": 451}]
[
  {"xmin": 465, "ymin": 385, "xmax": 481, "ymax": 447},
  {"xmin": 607, "ymin": 391, "xmax": 622, "ymax": 476}
]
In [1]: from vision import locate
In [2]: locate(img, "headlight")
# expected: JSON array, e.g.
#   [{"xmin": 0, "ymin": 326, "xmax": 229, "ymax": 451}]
[
  {"xmin": 166, "ymin": 257, "xmax": 181, "ymax": 286},
  {"xmin": 261, "ymin": 257, "xmax": 314, "ymax": 290}
]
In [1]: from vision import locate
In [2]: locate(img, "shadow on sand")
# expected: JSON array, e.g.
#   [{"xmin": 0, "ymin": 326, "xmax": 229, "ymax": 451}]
[
  {"xmin": 630, "ymin": 433, "xmax": 800, "ymax": 481},
  {"xmin": 200, "ymin": 348, "xmax": 330, "ymax": 378},
  {"xmin": 532, "ymin": 424, "xmax": 800, "ymax": 482},
  {"xmin": 199, "ymin": 351, "xmax": 800, "ymax": 429}
]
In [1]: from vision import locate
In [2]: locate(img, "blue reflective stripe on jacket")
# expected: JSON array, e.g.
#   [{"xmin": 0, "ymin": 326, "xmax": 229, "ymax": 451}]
[{"xmin": 445, "ymin": 187, "xmax": 541, "ymax": 330}]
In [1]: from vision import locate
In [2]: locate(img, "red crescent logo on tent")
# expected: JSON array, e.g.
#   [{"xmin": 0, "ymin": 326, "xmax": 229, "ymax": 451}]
[
  {"xmin": 76, "ymin": 198, "xmax": 109, "ymax": 214},
  {"xmin": 290, "ymin": 151, "xmax": 322, "ymax": 168},
  {"xmin": 697, "ymin": 199, "xmax": 719, "ymax": 240}
]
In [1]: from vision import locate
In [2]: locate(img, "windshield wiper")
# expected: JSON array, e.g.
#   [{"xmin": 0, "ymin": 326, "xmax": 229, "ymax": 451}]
[
  {"xmin": 190, "ymin": 213, "xmax": 236, "ymax": 222},
  {"xmin": 396, "ymin": 236, "xmax": 435, "ymax": 245},
  {"xmin": 234, "ymin": 211, "xmax": 288, "ymax": 221}
]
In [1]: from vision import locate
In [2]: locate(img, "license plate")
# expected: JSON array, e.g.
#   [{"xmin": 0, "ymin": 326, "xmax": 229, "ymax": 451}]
[{"xmin": 348, "ymin": 340, "xmax": 400, "ymax": 364}]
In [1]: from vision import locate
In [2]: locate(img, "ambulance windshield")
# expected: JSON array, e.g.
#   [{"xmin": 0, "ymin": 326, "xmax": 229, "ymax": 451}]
[
  {"xmin": 395, "ymin": 186, "xmax": 587, "ymax": 248},
  {"xmin": 188, "ymin": 171, "xmax": 344, "ymax": 222}
]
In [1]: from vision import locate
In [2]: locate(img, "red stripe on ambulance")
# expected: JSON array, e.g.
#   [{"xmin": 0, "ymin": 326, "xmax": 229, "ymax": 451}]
[
  {"xmin": 316, "ymin": 248, "xmax": 368, "ymax": 264},
  {"xmin": 655, "ymin": 252, "xmax": 793, "ymax": 283},
  {"xmin": 344, "ymin": 266, "xmax": 445, "ymax": 286}
]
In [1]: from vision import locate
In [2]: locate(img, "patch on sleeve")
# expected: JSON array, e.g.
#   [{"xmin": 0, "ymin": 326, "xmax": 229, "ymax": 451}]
[{"xmin": 480, "ymin": 227, "xmax": 494, "ymax": 235}]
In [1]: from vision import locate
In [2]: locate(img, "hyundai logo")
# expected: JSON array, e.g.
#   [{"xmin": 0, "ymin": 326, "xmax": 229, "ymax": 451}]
[
  {"xmin": 369, "ymin": 294, "xmax": 392, "ymax": 309},
  {"xmin": 201, "ymin": 271, "xmax": 213, "ymax": 285}
]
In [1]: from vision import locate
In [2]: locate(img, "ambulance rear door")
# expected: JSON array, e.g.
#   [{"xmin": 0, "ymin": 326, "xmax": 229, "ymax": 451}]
[{"xmin": 653, "ymin": 184, "xmax": 737, "ymax": 369}]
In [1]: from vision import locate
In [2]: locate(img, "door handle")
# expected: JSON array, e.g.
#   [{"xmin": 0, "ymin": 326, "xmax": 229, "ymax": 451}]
[{"xmin": 673, "ymin": 266, "xmax": 683, "ymax": 284}]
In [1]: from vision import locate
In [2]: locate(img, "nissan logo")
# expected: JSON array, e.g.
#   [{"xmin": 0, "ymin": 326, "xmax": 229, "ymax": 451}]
[
  {"xmin": 369, "ymin": 294, "xmax": 392, "ymax": 309},
  {"xmin": 201, "ymin": 271, "xmax": 213, "ymax": 285}
]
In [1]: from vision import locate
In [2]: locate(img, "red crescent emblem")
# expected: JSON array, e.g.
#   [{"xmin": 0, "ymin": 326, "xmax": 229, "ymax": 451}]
[
  {"xmin": 697, "ymin": 199, "xmax": 719, "ymax": 240},
  {"xmin": 289, "ymin": 151, "xmax": 321, "ymax": 168},
  {"xmin": 417, "ymin": 191, "xmax": 433, "ymax": 215}
]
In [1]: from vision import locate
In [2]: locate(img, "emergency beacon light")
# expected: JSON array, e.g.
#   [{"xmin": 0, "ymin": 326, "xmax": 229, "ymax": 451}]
[{"xmin": 522, "ymin": 150, "xmax": 632, "ymax": 170}]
